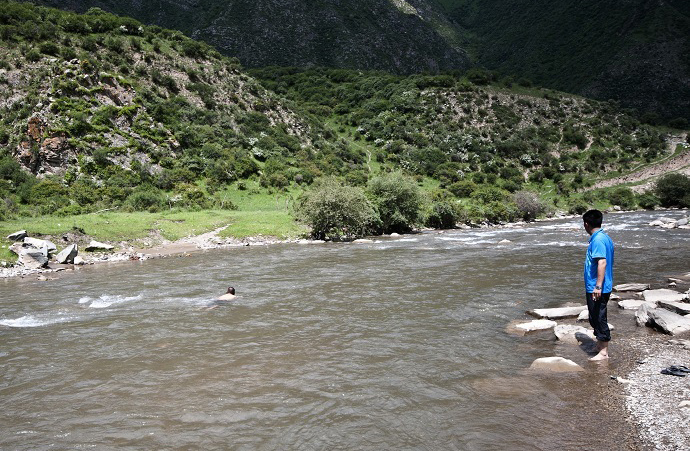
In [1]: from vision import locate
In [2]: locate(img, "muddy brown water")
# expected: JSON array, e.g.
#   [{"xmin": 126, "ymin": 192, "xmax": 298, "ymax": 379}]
[{"xmin": 1, "ymin": 211, "xmax": 688, "ymax": 450}]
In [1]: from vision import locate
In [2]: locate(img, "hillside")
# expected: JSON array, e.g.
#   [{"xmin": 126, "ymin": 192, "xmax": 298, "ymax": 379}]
[
  {"xmin": 27, "ymin": 0, "xmax": 470, "ymax": 74},
  {"xmin": 29, "ymin": 0, "xmax": 690, "ymax": 121},
  {"xmin": 439, "ymin": 0, "xmax": 690, "ymax": 121},
  {"xmin": 0, "ymin": 1, "xmax": 685, "ymax": 236}
]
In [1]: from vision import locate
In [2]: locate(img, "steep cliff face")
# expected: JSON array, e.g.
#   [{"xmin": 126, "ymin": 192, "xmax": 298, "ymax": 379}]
[{"xmin": 31, "ymin": 0, "xmax": 471, "ymax": 73}]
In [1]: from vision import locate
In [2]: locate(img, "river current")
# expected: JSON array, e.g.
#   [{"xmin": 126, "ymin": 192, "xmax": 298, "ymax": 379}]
[{"xmin": 1, "ymin": 211, "xmax": 689, "ymax": 450}]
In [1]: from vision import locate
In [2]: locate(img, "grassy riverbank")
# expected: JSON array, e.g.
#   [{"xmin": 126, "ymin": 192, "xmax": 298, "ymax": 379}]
[{"xmin": 0, "ymin": 183, "xmax": 308, "ymax": 262}]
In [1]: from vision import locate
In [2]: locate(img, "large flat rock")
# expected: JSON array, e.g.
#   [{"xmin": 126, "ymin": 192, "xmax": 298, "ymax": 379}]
[
  {"xmin": 643, "ymin": 289, "xmax": 688, "ymax": 303},
  {"xmin": 529, "ymin": 357, "xmax": 585, "ymax": 372},
  {"xmin": 527, "ymin": 305, "xmax": 587, "ymax": 319},
  {"xmin": 618, "ymin": 299, "xmax": 657, "ymax": 310},
  {"xmin": 647, "ymin": 308, "xmax": 690, "ymax": 336},
  {"xmin": 507, "ymin": 319, "xmax": 557, "ymax": 335},
  {"xmin": 658, "ymin": 300, "xmax": 690, "ymax": 316},
  {"xmin": 614, "ymin": 283, "xmax": 651, "ymax": 292}
]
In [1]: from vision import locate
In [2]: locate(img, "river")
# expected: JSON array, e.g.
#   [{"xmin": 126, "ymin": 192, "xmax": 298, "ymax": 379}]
[{"xmin": 1, "ymin": 211, "xmax": 689, "ymax": 450}]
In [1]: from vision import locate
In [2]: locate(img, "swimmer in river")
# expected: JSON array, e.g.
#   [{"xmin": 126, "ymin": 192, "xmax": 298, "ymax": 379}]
[{"xmin": 205, "ymin": 287, "xmax": 236, "ymax": 310}]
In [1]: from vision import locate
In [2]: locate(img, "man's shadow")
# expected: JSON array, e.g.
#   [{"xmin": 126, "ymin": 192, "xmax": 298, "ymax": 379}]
[{"xmin": 576, "ymin": 332, "xmax": 599, "ymax": 356}]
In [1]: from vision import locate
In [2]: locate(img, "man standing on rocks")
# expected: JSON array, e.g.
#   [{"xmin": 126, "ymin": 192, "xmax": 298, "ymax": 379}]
[{"xmin": 583, "ymin": 209, "xmax": 615, "ymax": 361}]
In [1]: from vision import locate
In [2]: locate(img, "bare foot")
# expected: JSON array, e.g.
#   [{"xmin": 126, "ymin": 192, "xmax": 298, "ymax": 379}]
[{"xmin": 589, "ymin": 352, "xmax": 609, "ymax": 361}]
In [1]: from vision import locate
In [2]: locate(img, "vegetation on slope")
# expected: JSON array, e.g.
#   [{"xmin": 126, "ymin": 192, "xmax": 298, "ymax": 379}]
[{"xmin": 0, "ymin": 1, "xmax": 687, "ymax": 249}]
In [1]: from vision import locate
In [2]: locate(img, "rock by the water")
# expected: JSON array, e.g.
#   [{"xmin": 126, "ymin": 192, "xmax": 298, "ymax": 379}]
[
  {"xmin": 554, "ymin": 325, "xmax": 594, "ymax": 344},
  {"xmin": 527, "ymin": 305, "xmax": 587, "ymax": 319},
  {"xmin": 643, "ymin": 288, "xmax": 688, "ymax": 303},
  {"xmin": 577, "ymin": 310, "xmax": 589, "ymax": 321},
  {"xmin": 647, "ymin": 308, "xmax": 690, "ymax": 335},
  {"xmin": 56, "ymin": 244, "xmax": 78, "ymax": 264},
  {"xmin": 619, "ymin": 299, "xmax": 657, "ymax": 310},
  {"xmin": 73, "ymin": 256, "xmax": 86, "ymax": 265},
  {"xmin": 678, "ymin": 218, "xmax": 689, "ymax": 226},
  {"xmin": 85, "ymin": 240, "xmax": 114, "ymax": 251},
  {"xmin": 18, "ymin": 250, "xmax": 48, "ymax": 269},
  {"xmin": 6, "ymin": 230, "xmax": 27, "ymax": 241},
  {"xmin": 390, "ymin": 233, "xmax": 400, "ymax": 237},
  {"xmin": 498, "ymin": 239, "xmax": 512, "ymax": 244},
  {"xmin": 658, "ymin": 300, "xmax": 690, "ymax": 316},
  {"xmin": 636, "ymin": 304, "xmax": 652, "ymax": 327},
  {"xmin": 614, "ymin": 283, "xmax": 651, "ymax": 292},
  {"xmin": 529, "ymin": 357, "xmax": 585, "ymax": 372},
  {"xmin": 508, "ymin": 319, "xmax": 557, "ymax": 335},
  {"xmin": 24, "ymin": 237, "xmax": 57, "ymax": 255}
]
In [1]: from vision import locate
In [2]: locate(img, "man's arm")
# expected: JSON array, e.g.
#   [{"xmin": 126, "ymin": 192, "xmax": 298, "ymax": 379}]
[{"xmin": 593, "ymin": 258, "xmax": 607, "ymax": 299}]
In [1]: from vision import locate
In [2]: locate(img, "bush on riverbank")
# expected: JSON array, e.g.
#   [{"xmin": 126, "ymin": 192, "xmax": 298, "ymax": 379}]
[
  {"xmin": 367, "ymin": 172, "xmax": 424, "ymax": 234},
  {"xmin": 655, "ymin": 173, "xmax": 690, "ymax": 208},
  {"xmin": 295, "ymin": 177, "xmax": 380, "ymax": 240}
]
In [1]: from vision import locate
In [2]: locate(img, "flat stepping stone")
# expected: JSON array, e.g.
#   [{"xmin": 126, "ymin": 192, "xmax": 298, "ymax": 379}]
[
  {"xmin": 658, "ymin": 300, "xmax": 690, "ymax": 316},
  {"xmin": 643, "ymin": 288, "xmax": 688, "ymax": 303},
  {"xmin": 529, "ymin": 357, "xmax": 585, "ymax": 372},
  {"xmin": 618, "ymin": 299, "xmax": 657, "ymax": 310},
  {"xmin": 527, "ymin": 305, "xmax": 587, "ymax": 319},
  {"xmin": 614, "ymin": 283, "xmax": 650, "ymax": 292},
  {"xmin": 506, "ymin": 319, "xmax": 557, "ymax": 335}
]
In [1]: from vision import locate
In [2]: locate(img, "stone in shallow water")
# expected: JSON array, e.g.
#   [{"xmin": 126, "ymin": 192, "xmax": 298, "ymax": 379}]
[
  {"xmin": 56, "ymin": 244, "xmax": 78, "ymax": 264},
  {"xmin": 554, "ymin": 325, "xmax": 594, "ymax": 344},
  {"xmin": 614, "ymin": 283, "xmax": 651, "ymax": 292},
  {"xmin": 507, "ymin": 319, "xmax": 557, "ymax": 335},
  {"xmin": 527, "ymin": 305, "xmax": 587, "ymax": 319},
  {"xmin": 529, "ymin": 356, "xmax": 585, "ymax": 372}
]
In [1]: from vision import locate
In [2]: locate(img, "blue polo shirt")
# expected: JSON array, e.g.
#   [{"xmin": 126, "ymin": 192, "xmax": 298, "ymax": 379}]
[{"xmin": 584, "ymin": 229, "xmax": 614, "ymax": 293}]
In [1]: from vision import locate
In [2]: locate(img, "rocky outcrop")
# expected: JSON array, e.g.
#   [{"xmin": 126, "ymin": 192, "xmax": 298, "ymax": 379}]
[
  {"xmin": 529, "ymin": 357, "xmax": 585, "ymax": 372},
  {"xmin": 527, "ymin": 305, "xmax": 587, "ymax": 319},
  {"xmin": 649, "ymin": 216, "xmax": 690, "ymax": 229}
]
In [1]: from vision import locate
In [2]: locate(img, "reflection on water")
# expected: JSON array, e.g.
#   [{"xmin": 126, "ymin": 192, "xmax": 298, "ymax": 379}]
[{"xmin": 1, "ymin": 211, "xmax": 688, "ymax": 449}]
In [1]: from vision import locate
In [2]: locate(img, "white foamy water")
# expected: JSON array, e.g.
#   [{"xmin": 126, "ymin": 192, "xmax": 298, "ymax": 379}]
[
  {"xmin": 79, "ymin": 294, "xmax": 144, "ymax": 309},
  {"xmin": 0, "ymin": 314, "xmax": 71, "ymax": 328}
]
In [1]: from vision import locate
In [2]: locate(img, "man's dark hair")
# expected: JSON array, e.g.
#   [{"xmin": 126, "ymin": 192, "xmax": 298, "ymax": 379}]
[
  {"xmin": 227, "ymin": 287, "xmax": 235, "ymax": 295},
  {"xmin": 583, "ymin": 209, "xmax": 603, "ymax": 228}
]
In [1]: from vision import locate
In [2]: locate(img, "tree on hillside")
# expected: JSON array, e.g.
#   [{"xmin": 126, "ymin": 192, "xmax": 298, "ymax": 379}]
[{"xmin": 655, "ymin": 173, "xmax": 690, "ymax": 208}]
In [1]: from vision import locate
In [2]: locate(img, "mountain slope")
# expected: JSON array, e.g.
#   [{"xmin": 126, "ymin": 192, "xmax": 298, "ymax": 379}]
[
  {"xmin": 29, "ymin": 0, "xmax": 470, "ymax": 74},
  {"xmin": 439, "ymin": 0, "xmax": 690, "ymax": 120}
]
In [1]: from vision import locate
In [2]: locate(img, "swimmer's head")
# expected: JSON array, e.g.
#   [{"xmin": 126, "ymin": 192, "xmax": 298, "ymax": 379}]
[{"xmin": 227, "ymin": 287, "xmax": 235, "ymax": 295}]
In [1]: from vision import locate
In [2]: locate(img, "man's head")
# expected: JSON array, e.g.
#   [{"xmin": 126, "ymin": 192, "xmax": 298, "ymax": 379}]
[
  {"xmin": 227, "ymin": 287, "xmax": 235, "ymax": 295},
  {"xmin": 582, "ymin": 209, "xmax": 603, "ymax": 234}
]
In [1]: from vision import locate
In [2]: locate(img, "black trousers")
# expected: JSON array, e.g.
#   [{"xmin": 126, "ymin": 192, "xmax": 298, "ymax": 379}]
[{"xmin": 586, "ymin": 292, "xmax": 611, "ymax": 342}]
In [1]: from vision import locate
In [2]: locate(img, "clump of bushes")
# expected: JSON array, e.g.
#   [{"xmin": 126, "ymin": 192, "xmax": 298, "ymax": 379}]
[
  {"xmin": 367, "ymin": 172, "xmax": 424, "ymax": 234},
  {"xmin": 512, "ymin": 190, "xmax": 546, "ymax": 221},
  {"xmin": 607, "ymin": 187, "xmax": 636, "ymax": 210},
  {"xmin": 296, "ymin": 176, "xmax": 380, "ymax": 240},
  {"xmin": 655, "ymin": 173, "xmax": 690, "ymax": 208}
]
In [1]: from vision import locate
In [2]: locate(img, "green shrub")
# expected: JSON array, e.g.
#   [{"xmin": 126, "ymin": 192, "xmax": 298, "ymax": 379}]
[
  {"xmin": 425, "ymin": 200, "xmax": 464, "ymax": 229},
  {"xmin": 483, "ymin": 201, "xmax": 519, "ymax": 223},
  {"xmin": 567, "ymin": 198, "xmax": 590, "ymax": 215},
  {"xmin": 125, "ymin": 186, "xmax": 166, "ymax": 212},
  {"xmin": 448, "ymin": 180, "xmax": 477, "ymax": 198},
  {"xmin": 655, "ymin": 173, "xmax": 690, "ymax": 208},
  {"xmin": 470, "ymin": 186, "xmax": 509, "ymax": 204},
  {"xmin": 296, "ymin": 176, "xmax": 380, "ymax": 240},
  {"xmin": 636, "ymin": 192, "xmax": 659, "ymax": 210},
  {"xmin": 607, "ymin": 187, "xmax": 636, "ymax": 210},
  {"xmin": 367, "ymin": 172, "xmax": 424, "ymax": 234},
  {"xmin": 512, "ymin": 190, "xmax": 545, "ymax": 221}
]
